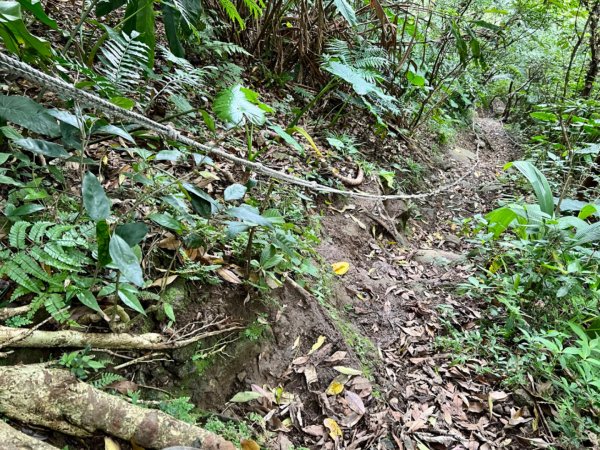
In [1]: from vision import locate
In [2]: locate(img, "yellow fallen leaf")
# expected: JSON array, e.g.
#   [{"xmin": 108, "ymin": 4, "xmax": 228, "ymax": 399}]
[
  {"xmin": 308, "ymin": 335, "xmax": 326, "ymax": 354},
  {"xmin": 325, "ymin": 379, "xmax": 344, "ymax": 396},
  {"xmin": 332, "ymin": 261, "xmax": 350, "ymax": 276},
  {"xmin": 104, "ymin": 437, "xmax": 121, "ymax": 450},
  {"xmin": 289, "ymin": 126, "xmax": 323, "ymax": 158},
  {"xmin": 324, "ymin": 418, "xmax": 342, "ymax": 440},
  {"xmin": 241, "ymin": 439, "xmax": 260, "ymax": 450}
]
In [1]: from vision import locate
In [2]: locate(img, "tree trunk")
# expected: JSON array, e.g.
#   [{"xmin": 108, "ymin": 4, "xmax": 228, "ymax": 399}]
[
  {"xmin": 582, "ymin": 0, "xmax": 600, "ymax": 98},
  {"xmin": 0, "ymin": 364, "xmax": 235, "ymax": 450},
  {"xmin": 0, "ymin": 420, "xmax": 57, "ymax": 449}
]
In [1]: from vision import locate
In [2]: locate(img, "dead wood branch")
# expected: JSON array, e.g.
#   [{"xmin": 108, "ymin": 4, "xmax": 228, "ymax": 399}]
[
  {"xmin": 0, "ymin": 322, "xmax": 241, "ymax": 350},
  {"xmin": 0, "ymin": 365, "xmax": 235, "ymax": 449},
  {"xmin": 0, "ymin": 305, "xmax": 31, "ymax": 321}
]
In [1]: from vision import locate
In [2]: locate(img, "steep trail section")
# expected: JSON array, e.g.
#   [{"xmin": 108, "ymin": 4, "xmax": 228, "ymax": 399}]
[{"xmin": 314, "ymin": 116, "xmax": 526, "ymax": 449}]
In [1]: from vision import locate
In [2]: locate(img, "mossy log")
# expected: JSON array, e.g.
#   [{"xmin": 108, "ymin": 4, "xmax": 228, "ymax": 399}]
[{"xmin": 0, "ymin": 365, "xmax": 235, "ymax": 450}]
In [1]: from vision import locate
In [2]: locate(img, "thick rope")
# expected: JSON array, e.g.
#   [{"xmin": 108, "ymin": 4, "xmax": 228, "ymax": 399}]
[{"xmin": 0, "ymin": 52, "xmax": 479, "ymax": 201}]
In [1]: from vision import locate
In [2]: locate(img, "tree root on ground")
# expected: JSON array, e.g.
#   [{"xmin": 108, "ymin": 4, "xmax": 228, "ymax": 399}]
[
  {"xmin": 0, "ymin": 365, "xmax": 236, "ymax": 449},
  {"xmin": 0, "ymin": 320, "xmax": 240, "ymax": 350},
  {"xmin": 0, "ymin": 420, "xmax": 56, "ymax": 449}
]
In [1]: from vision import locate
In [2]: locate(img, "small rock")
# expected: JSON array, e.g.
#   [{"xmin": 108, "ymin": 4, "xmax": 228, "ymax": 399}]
[
  {"xmin": 414, "ymin": 249, "xmax": 466, "ymax": 266},
  {"xmin": 449, "ymin": 147, "xmax": 477, "ymax": 164}
]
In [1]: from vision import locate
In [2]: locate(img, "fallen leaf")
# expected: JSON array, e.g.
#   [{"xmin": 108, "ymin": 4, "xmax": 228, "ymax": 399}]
[
  {"xmin": 302, "ymin": 425, "xmax": 325, "ymax": 437},
  {"xmin": 345, "ymin": 390, "xmax": 365, "ymax": 414},
  {"xmin": 325, "ymin": 351, "xmax": 347, "ymax": 363},
  {"xmin": 331, "ymin": 261, "xmax": 350, "ymax": 276},
  {"xmin": 149, "ymin": 274, "xmax": 178, "ymax": 288},
  {"xmin": 158, "ymin": 235, "xmax": 180, "ymax": 250},
  {"xmin": 107, "ymin": 380, "xmax": 138, "ymax": 394},
  {"xmin": 104, "ymin": 437, "xmax": 120, "ymax": 450},
  {"xmin": 323, "ymin": 417, "xmax": 342, "ymax": 440},
  {"xmin": 309, "ymin": 335, "xmax": 326, "ymax": 354},
  {"xmin": 334, "ymin": 366, "xmax": 362, "ymax": 376},
  {"xmin": 304, "ymin": 364, "xmax": 318, "ymax": 385},
  {"xmin": 241, "ymin": 439, "xmax": 260, "ymax": 450},
  {"xmin": 230, "ymin": 391, "xmax": 263, "ymax": 403},
  {"xmin": 217, "ymin": 267, "xmax": 243, "ymax": 284},
  {"xmin": 325, "ymin": 380, "xmax": 344, "ymax": 396}
]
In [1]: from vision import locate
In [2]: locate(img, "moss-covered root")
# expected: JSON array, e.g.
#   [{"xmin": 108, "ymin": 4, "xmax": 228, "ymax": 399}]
[
  {"xmin": 0, "ymin": 365, "xmax": 236, "ymax": 450},
  {"xmin": 0, "ymin": 420, "xmax": 57, "ymax": 449}
]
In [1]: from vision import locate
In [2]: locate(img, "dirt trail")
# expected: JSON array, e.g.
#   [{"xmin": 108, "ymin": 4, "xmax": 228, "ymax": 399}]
[{"xmin": 177, "ymin": 116, "xmax": 524, "ymax": 449}]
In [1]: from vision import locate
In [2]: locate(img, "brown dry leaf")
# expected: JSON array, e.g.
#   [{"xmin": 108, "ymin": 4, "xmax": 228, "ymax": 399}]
[
  {"xmin": 130, "ymin": 442, "xmax": 144, "ymax": 450},
  {"xmin": 308, "ymin": 335, "xmax": 326, "ymax": 354},
  {"xmin": 325, "ymin": 380, "xmax": 344, "ymax": 396},
  {"xmin": 304, "ymin": 364, "xmax": 318, "ymax": 385},
  {"xmin": 292, "ymin": 356, "xmax": 309, "ymax": 366},
  {"xmin": 158, "ymin": 235, "xmax": 180, "ymax": 250},
  {"xmin": 107, "ymin": 380, "xmax": 138, "ymax": 394},
  {"xmin": 104, "ymin": 437, "xmax": 120, "ymax": 450},
  {"xmin": 401, "ymin": 326, "xmax": 424, "ymax": 337},
  {"xmin": 331, "ymin": 262, "xmax": 350, "ymax": 276},
  {"xmin": 488, "ymin": 391, "xmax": 509, "ymax": 417},
  {"xmin": 217, "ymin": 267, "xmax": 243, "ymax": 284},
  {"xmin": 241, "ymin": 439, "xmax": 260, "ymax": 450},
  {"xmin": 323, "ymin": 418, "xmax": 342, "ymax": 440},
  {"xmin": 345, "ymin": 390, "xmax": 365, "ymax": 415},
  {"xmin": 302, "ymin": 425, "xmax": 325, "ymax": 437},
  {"xmin": 149, "ymin": 274, "xmax": 178, "ymax": 288},
  {"xmin": 325, "ymin": 351, "xmax": 347, "ymax": 363}
]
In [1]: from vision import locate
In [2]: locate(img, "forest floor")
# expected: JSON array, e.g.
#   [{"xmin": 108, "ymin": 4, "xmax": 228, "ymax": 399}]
[{"xmin": 172, "ymin": 116, "xmax": 537, "ymax": 450}]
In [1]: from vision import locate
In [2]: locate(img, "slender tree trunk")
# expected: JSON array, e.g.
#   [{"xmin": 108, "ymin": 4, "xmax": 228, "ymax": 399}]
[{"xmin": 582, "ymin": 0, "xmax": 600, "ymax": 98}]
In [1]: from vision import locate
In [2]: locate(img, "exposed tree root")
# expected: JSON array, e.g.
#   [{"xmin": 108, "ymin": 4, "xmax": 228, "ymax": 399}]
[
  {"xmin": 0, "ymin": 305, "xmax": 31, "ymax": 321},
  {"xmin": 0, "ymin": 420, "xmax": 56, "ymax": 449},
  {"xmin": 0, "ymin": 320, "xmax": 240, "ymax": 350},
  {"xmin": 0, "ymin": 365, "xmax": 236, "ymax": 449},
  {"xmin": 330, "ymin": 165, "xmax": 365, "ymax": 186}
]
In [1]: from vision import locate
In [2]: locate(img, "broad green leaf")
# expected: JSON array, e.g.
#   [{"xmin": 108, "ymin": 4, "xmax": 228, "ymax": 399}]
[
  {"xmin": 110, "ymin": 96, "xmax": 136, "ymax": 110},
  {"xmin": 16, "ymin": 0, "xmax": 57, "ymax": 29},
  {"xmin": 163, "ymin": 303, "xmax": 176, "ymax": 321},
  {"xmin": 530, "ymin": 111, "xmax": 557, "ymax": 122},
  {"xmin": 96, "ymin": 0, "xmax": 127, "ymax": 16},
  {"xmin": 109, "ymin": 234, "xmax": 144, "ymax": 287},
  {"xmin": 0, "ymin": 95, "xmax": 60, "ymax": 137},
  {"xmin": 579, "ymin": 204, "xmax": 598, "ymax": 220},
  {"xmin": 0, "ymin": 153, "xmax": 10, "ymax": 165},
  {"xmin": 224, "ymin": 183, "xmax": 247, "ymax": 201},
  {"xmin": 182, "ymin": 182, "xmax": 220, "ymax": 218},
  {"xmin": 269, "ymin": 124, "xmax": 303, "ymax": 152},
  {"xmin": 226, "ymin": 205, "xmax": 273, "ymax": 227},
  {"xmin": 82, "ymin": 172, "xmax": 111, "ymax": 221},
  {"xmin": 333, "ymin": 0, "xmax": 357, "ymax": 26},
  {"xmin": 115, "ymin": 222, "xmax": 148, "ymax": 247},
  {"xmin": 93, "ymin": 124, "xmax": 135, "ymax": 143},
  {"xmin": 486, "ymin": 206, "xmax": 518, "ymax": 238},
  {"xmin": 406, "ymin": 70, "xmax": 426, "ymax": 87},
  {"xmin": 77, "ymin": 291, "xmax": 102, "ymax": 314},
  {"xmin": 118, "ymin": 284, "xmax": 146, "ymax": 315},
  {"xmin": 96, "ymin": 219, "xmax": 111, "ymax": 267},
  {"xmin": 0, "ymin": 2, "xmax": 52, "ymax": 57},
  {"xmin": 13, "ymin": 138, "xmax": 70, "ymax": 158},
  {"xmin": 162, "ymin": 2, "xmax": 185, "ymax": 57},
  {"xmin": 505, "ymin": 161, "xmax": 553, "ymax": 216},
  {"xmin": 213, "ymin": 84, "xmax": 270, "ymax": 127},
  {"xmin": 148, "ymin": 213, "xmax": 185, "ymax": 233},
  {"xmin": 573, "ymin": 222, "xmax": 600, "ymax": 246},
  {"xmin": 5, "ymin": 203, "xmax": 44, "ymax": 217}
]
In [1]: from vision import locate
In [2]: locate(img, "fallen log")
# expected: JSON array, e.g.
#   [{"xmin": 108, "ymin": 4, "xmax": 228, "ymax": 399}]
[
  {"xmin": 0, "ymin": 364, "xmax": 235, "ymax": 450},
  {"xmin": 0, "ymin": 324, "xmax": 240, "ymax": 350},
  {"xmin": 0, "ymin": 420, "xmax": 57, "ymax": 449}
]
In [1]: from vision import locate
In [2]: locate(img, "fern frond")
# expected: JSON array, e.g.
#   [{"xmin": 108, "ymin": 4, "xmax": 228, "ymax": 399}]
[
  {"xmin": 92, "ymin": 372, "xmax": 124, "ymax": 389},
  {"xmin": 9, "ymin": 221, "xmax": 31, "ymax": 250},
  {"xmin": 2, "ymin": 261, "xmax": 42, "ymax": 293},
  {"xmin": 29, "ymin": 221, "xmax": 54, "ymax": 244},
  {"xmin": 45, "ymin": 224, "xmax": 74, "ymax": 240},
  {"xmin": 99, "ymin": 29, "xmax": 150, "ymax": 93},
  {"xmin": 44, "ymin": 293, "xmax": 69, "ymax": 323},
  {"xmin": 10, "ymin": 285, "xmax": 30, "ymax": 301},
  {"xmin": 30, "ymin": 246, "xmax": 81, "ymax": 271},
  {"xmin": 44, "ymin": 243, "xmax": 89, "ymax": 268},
  {"xmin": 218, "ymin": 0, "xmax": 244, "ymax": 28},
  {"xmin": 12, "ymin": 253, "xmax": 62, "ymax": 286}
]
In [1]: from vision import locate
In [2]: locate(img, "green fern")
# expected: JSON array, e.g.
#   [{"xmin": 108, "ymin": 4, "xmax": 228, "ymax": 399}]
[
  {"xmin": 9, "ymin": 221, "xmax": 31, "ymax": 250},
  {"xmin": 44, "ymin": 293, "xmax": 69, "ymax": 323},
  {"xmin": 12, "ymin": 252, "xmax": 62, "ymax": 286},
  {"xmin": 29, "ymin": 221, "xmax": 54, "ymax": 244},
  {"xmin": 4, "ymin": 315, "xmax": 32, "ymax": 328},
  {"xmin": 1, "ymin": 260, "xmax": 43, "ymax": 293},
  {"xmin": 92, "ymin": 372, "xmax": 124, "ymax": 389},
  {"xmin": 99, "ymin": 29, "xmax": 150, "ymax": 93},
  {"xmin": 30, "ymin": 246, "xmax": 82, "ymax": 271}
]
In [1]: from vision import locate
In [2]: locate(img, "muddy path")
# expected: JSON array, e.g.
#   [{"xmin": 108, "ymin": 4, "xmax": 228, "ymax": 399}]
[{"xmin": 189, "ymin": 116, "xmax": 526, "ymax": 450}]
